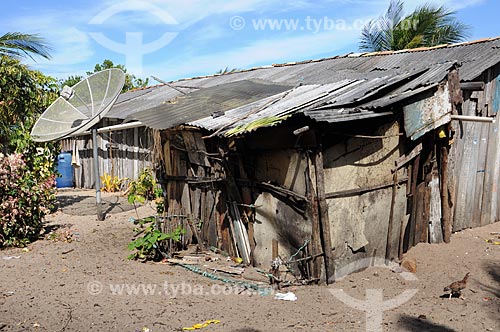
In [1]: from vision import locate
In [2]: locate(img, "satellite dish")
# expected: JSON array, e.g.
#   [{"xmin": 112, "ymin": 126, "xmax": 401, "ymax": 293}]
[{"xmin": 31, "ymin": 68, "xmax": 126, "ymax": 142}]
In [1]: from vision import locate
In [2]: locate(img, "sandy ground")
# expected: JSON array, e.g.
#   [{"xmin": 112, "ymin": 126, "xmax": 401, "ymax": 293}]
[{"xmin": 1, "ymin": 189, "xmax": 499, "ymax": 332}]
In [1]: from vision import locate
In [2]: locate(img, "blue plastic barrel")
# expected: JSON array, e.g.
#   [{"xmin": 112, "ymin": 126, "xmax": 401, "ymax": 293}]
[{"xmin": 56, "ymin": 152, "xmax": 74, "ymax": 188}]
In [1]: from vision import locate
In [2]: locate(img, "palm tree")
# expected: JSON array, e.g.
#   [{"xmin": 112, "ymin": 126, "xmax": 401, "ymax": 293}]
[
  {"xmin": 360, "ymin": 0, "xmax": 470, "ymax": 52},
  {"xmin": 216, "ymin": 66, "xmax": 240, "ymax": 75},
  {"xmin": 0, "ymin": 32, "xmax": 51, "ymax": 60}
]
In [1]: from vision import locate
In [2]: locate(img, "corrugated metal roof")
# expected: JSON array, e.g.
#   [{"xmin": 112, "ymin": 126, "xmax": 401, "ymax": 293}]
[
  {"xmin": 187, "ymin": 63, "xmax": 454, "ymax": 136},
  {"xmin": 109, "ymin": 38, "xmax": 500, "ymax": 133},
  {"xmin": 128, "ymin": 79, "xmax": 292, "ymax": 129},
  {"xmin": 189, "ymin": 80, "xmax": 356, "ymax": 133}
]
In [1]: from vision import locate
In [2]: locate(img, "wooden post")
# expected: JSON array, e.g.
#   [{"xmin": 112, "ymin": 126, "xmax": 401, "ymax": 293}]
[
  {"xmin": 408, "ymin": 154, "xmax": 421, "ymax": 249},
  {"xmin": 272, "ymin": 239, "xmax": 278, "ymax": 260},
  {"xmin": 237, "ymin": 153, "xmax": 256, "ymax": 265},
  {"xmin": 440, "ymin": 143, "xmax": 452, "ymax": 243},
  {"xmin": 92, "ymin": 128, "xmax": 104, "ymax": 221},
  {"xmin": 306, "ymin": 153, "xmax": 322, "ymax": 281},
  {"xmin": 313, "ymin": 147, "xmax": 335, "ymax": 283},
  {"xmin": 385, "ymin": 171, "xmax": 398, "ymax": 261}
]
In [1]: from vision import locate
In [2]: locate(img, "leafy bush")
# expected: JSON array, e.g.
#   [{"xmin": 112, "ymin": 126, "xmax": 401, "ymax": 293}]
[
  {"xmin": 127, "ymin": 217, "xmax": 185, "ymax": 261},
  {"xmin": 125, "ymin": 168, "xmax": 184, "ymax": 261},
  {"xmin": 0, "ymin": 55, "xmax": 58, "ymax": 150},
  {"xmin": 126, "ymin": 168, "xmax": 163, "ymax": 213},
  {"xmin": 0, "ymin": 49, "xmax": 58, "ymax": 248},
  {"xmin": 0, "ymin": 150, "xmax": 56, "ymax": 247}
]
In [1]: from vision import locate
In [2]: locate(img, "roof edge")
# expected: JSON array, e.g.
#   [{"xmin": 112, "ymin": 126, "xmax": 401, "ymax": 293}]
[{"xmin": 167, "ymin": 36, "xmax": 500, "ymax": 85}]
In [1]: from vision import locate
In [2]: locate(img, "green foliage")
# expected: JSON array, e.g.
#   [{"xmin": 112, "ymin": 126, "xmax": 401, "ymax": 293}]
[
  {"xmin": 0, "ymin": 53, "xmax": 58, "ymax": 248},
  {"xmin": 87, "ymin": 59, "xmax": 149, "ymax": 92},
  {"xmin": 360, "ymin": 0, "xmax": 470, "ymax": 52},
  {"xmin": 0, "ymin": 32, "xmax": 51, "ymax": 61},
  {"xmin": 216, "ymin": 66, "xmax": 240, "ymax": 75},
  {"xmin": 60, "ymin": 59, "xmax": 149, "ymax": 92},
  {"xmin": 0, "ymin": 56, "xmax": 58, "ymax": 151},
  {"xmin": 0, "ymin": 151, "xmax": 56, "ymax": 247},
  {"xmin": 126, "ymin": 168, "xmax": 164, "ymax": 214},
  {"xmin": 127, "ymin": 217, "xmax": 185, "ymax": 261},
  {"xmin": 59, "ymin": 75, "xmax": 84, "ymax": 88},
  {"xmin": 126, "ymin": 168, "xmax": 180, "ymax": 261}
]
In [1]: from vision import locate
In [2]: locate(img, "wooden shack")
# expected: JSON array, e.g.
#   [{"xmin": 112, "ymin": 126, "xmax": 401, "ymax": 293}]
[{"xmin": 64, "ymin": 38, "xmax": 500, "ymax": 282}]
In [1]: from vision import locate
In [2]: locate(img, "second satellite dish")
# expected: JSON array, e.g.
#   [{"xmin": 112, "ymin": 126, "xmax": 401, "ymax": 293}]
[{"xmin": 31, "ymin": 68, "xmax": 126, "ymax": 142}]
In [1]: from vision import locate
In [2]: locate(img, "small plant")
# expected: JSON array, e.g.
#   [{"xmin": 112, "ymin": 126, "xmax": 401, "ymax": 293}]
[
  {"xmin": 127, "ymin": 217, "xmax": 185, "ymax": 261},
  {"xmin": 126, "ymin": 168, "xmax": 177, "ymax": 261},
  {"xmin": 100, "ymin": 172, "xmax": 125, "ymax": 192},
  {"xmin": 126, "ymin": 168, "xmax": 164, "ymax": 214}
]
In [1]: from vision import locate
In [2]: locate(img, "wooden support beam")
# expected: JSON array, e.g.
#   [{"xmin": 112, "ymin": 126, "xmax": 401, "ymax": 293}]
[
  {"xmin": 325, "ymin": 176, "xmax": 409, "ymax": 199},
  {"xmin": 313, "ymin": 147, "xmax": 335, "ymax": 283},
  {"xmin": 306, "ymin": 154, "xmax": 322, "ymax": 282},
  {"xmin": 440, "ymin": 143, "xmax": 452, "ymax": 243},
  {"xmin": 460, "ymin": 81, "xmax": 485, "ymax": 91},
  {"xmin": 408, "ymin": 154, "xmax": 421, "ymax": 249},
  {"xmin": 272, "ymin": 239, "xmax": 278, "ymax": 260},
  {"xmin": 450, "ymin": 115, "xmax": 495, "ymax": 123},
  {"xmin": 385, "ymin": 172, "xmax": 398, "ymax": 261},
  {"xmin": 392, "ymin": 143, "xmax": 422, "ymax": 173}
]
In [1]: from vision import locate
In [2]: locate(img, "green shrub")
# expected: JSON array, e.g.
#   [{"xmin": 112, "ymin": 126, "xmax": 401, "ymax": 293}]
[
  {"xmin": 0, "ymin": 149, "xmax": 56, "ymax": 247},
  {"xmin": 127, "ymin": 217, "xmax": 185, "ymax": 261}
]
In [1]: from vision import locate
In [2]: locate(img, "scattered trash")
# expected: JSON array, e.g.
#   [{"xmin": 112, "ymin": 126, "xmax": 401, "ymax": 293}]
[
  {"xmin": 274, "ymin": 291, "xmax": 297, "ymax": 301},
  {"xmin": 33, "ymin": 322, "xmax": 41, "ymax": 328},
  {"xmin": 210, "ymin": 266, "xmax": 245, "ymax": 275},
  {"xmin": 400, "ymin": 257, "xmax": 417, "ymax": 273},
  {"xmin": 485, "ymin": 239, "xmax": 500, "ymax": 245},
  {"xmin": 2, "ymin": 256, "xmax": 21, "ymax": 260},
  {"xmin": 46, "ymin": 227, "xmax": 74, "ymax": 243},
  {"xmin": 135, "ymin": 328, "xmax": 150, "ymax": 332},
  {"xmin": 22, "ymin": 248, "xmax": 29, "ymax": 253},
  {"xmin": 483, "ymin": 297, "xmax": 492, "ymax": 302},
  {"xmin": 232, "ymin": 257, "xmax": 244, "ymax": 264},
  {"xmin": 391, "ymin": 266, "xmax": 403, "ymax": 273},
  {"xmin": 182, "ymin": 320, "xmax": 220, "ymax": 330},
  {"xmin": 2, "ymin": 291, "xmax": 15, "ymax": 297}
]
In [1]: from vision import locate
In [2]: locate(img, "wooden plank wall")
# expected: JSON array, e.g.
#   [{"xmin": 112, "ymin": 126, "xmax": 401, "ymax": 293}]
[
  {"xmin": 60, "ymin": 126, "xmax": 153, "ymax": 189},
  {"xmin": 449, "ymin": 66, "xmax": 500, "ymax": 230},
  {"xmin": 158, "ymin": 129, "xmax": 233, "ymax": 255}
]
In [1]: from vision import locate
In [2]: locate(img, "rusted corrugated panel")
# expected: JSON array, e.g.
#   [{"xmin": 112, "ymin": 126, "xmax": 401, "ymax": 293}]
[
  {"xmin": 130, "ymin": 80, "xmax": 292, "ymax": 129},
  {"xmin": 403, "ymin": 83, "xmax": 452, "ymax": 140},
  {"xmin": 189, "ymin": 80, "xmax": 356, "ymax": 133},
  {"xmin": 304, "ymin": 110, "xmax": 392, "ymax": 123},
  {"xmin": 106, "ymin": 39, "xmax": 500, "ymax": 129}
]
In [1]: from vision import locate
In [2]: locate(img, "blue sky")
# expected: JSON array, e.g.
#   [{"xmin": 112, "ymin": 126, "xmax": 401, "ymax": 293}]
[{"xmin": 1, "ymin": 0, "xmax": 498, "ymax": 83}]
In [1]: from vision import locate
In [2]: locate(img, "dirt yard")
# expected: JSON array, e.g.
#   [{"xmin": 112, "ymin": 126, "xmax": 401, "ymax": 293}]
[{"xmin": 1, "ymin": 189, "xmax": 499, "ymax": 331}]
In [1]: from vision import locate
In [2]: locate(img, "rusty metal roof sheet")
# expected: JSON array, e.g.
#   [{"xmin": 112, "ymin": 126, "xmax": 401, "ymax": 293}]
[
  {"xmin": 110, "ymin": 38, "xmax": 500, "ymax": 132},
  {"xmin": 188, "ymin": 62, "xmax": 454, "ymax": 136},
  {"xmin": 128, "ymin": 79, "xmax": 292, "ymax": 129}
]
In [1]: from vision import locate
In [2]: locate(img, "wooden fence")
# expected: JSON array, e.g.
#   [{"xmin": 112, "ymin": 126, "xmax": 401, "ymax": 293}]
[{"xmin": 60, "ymin": 126, "xmax": 153, "ymax": 189}]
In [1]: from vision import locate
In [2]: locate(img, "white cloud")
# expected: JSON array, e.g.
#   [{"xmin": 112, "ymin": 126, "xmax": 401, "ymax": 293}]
[
  {"xmin": 146, "ymin": 28, "xmax": 360, "ymax": 81},
  {"xmin": 1, "ymin": 0, "xmax": 487, "ymax": 81},
  {"xmin": 366, "ymin": 0, "xmax": 485, "ymax": 11},
  {"xmin": 0, "ymin": 9, "xmax": 96, "ymax": 72},
  {"xmin": 97, "ymin": 0, "xmax": 272, "ymax": 26}
]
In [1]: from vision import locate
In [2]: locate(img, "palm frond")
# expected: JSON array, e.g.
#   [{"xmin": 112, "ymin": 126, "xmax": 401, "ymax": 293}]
[
  {"xmin": 359, "ymin": 1, "xmax": 469, "ymax": 52},
  {"xmin": 360, "ymin": 0, "xmax": 404, "ymax": 52},
  {"xmin": 0, "ymin": 32, "xmax": 52, "ymax": 61}
]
